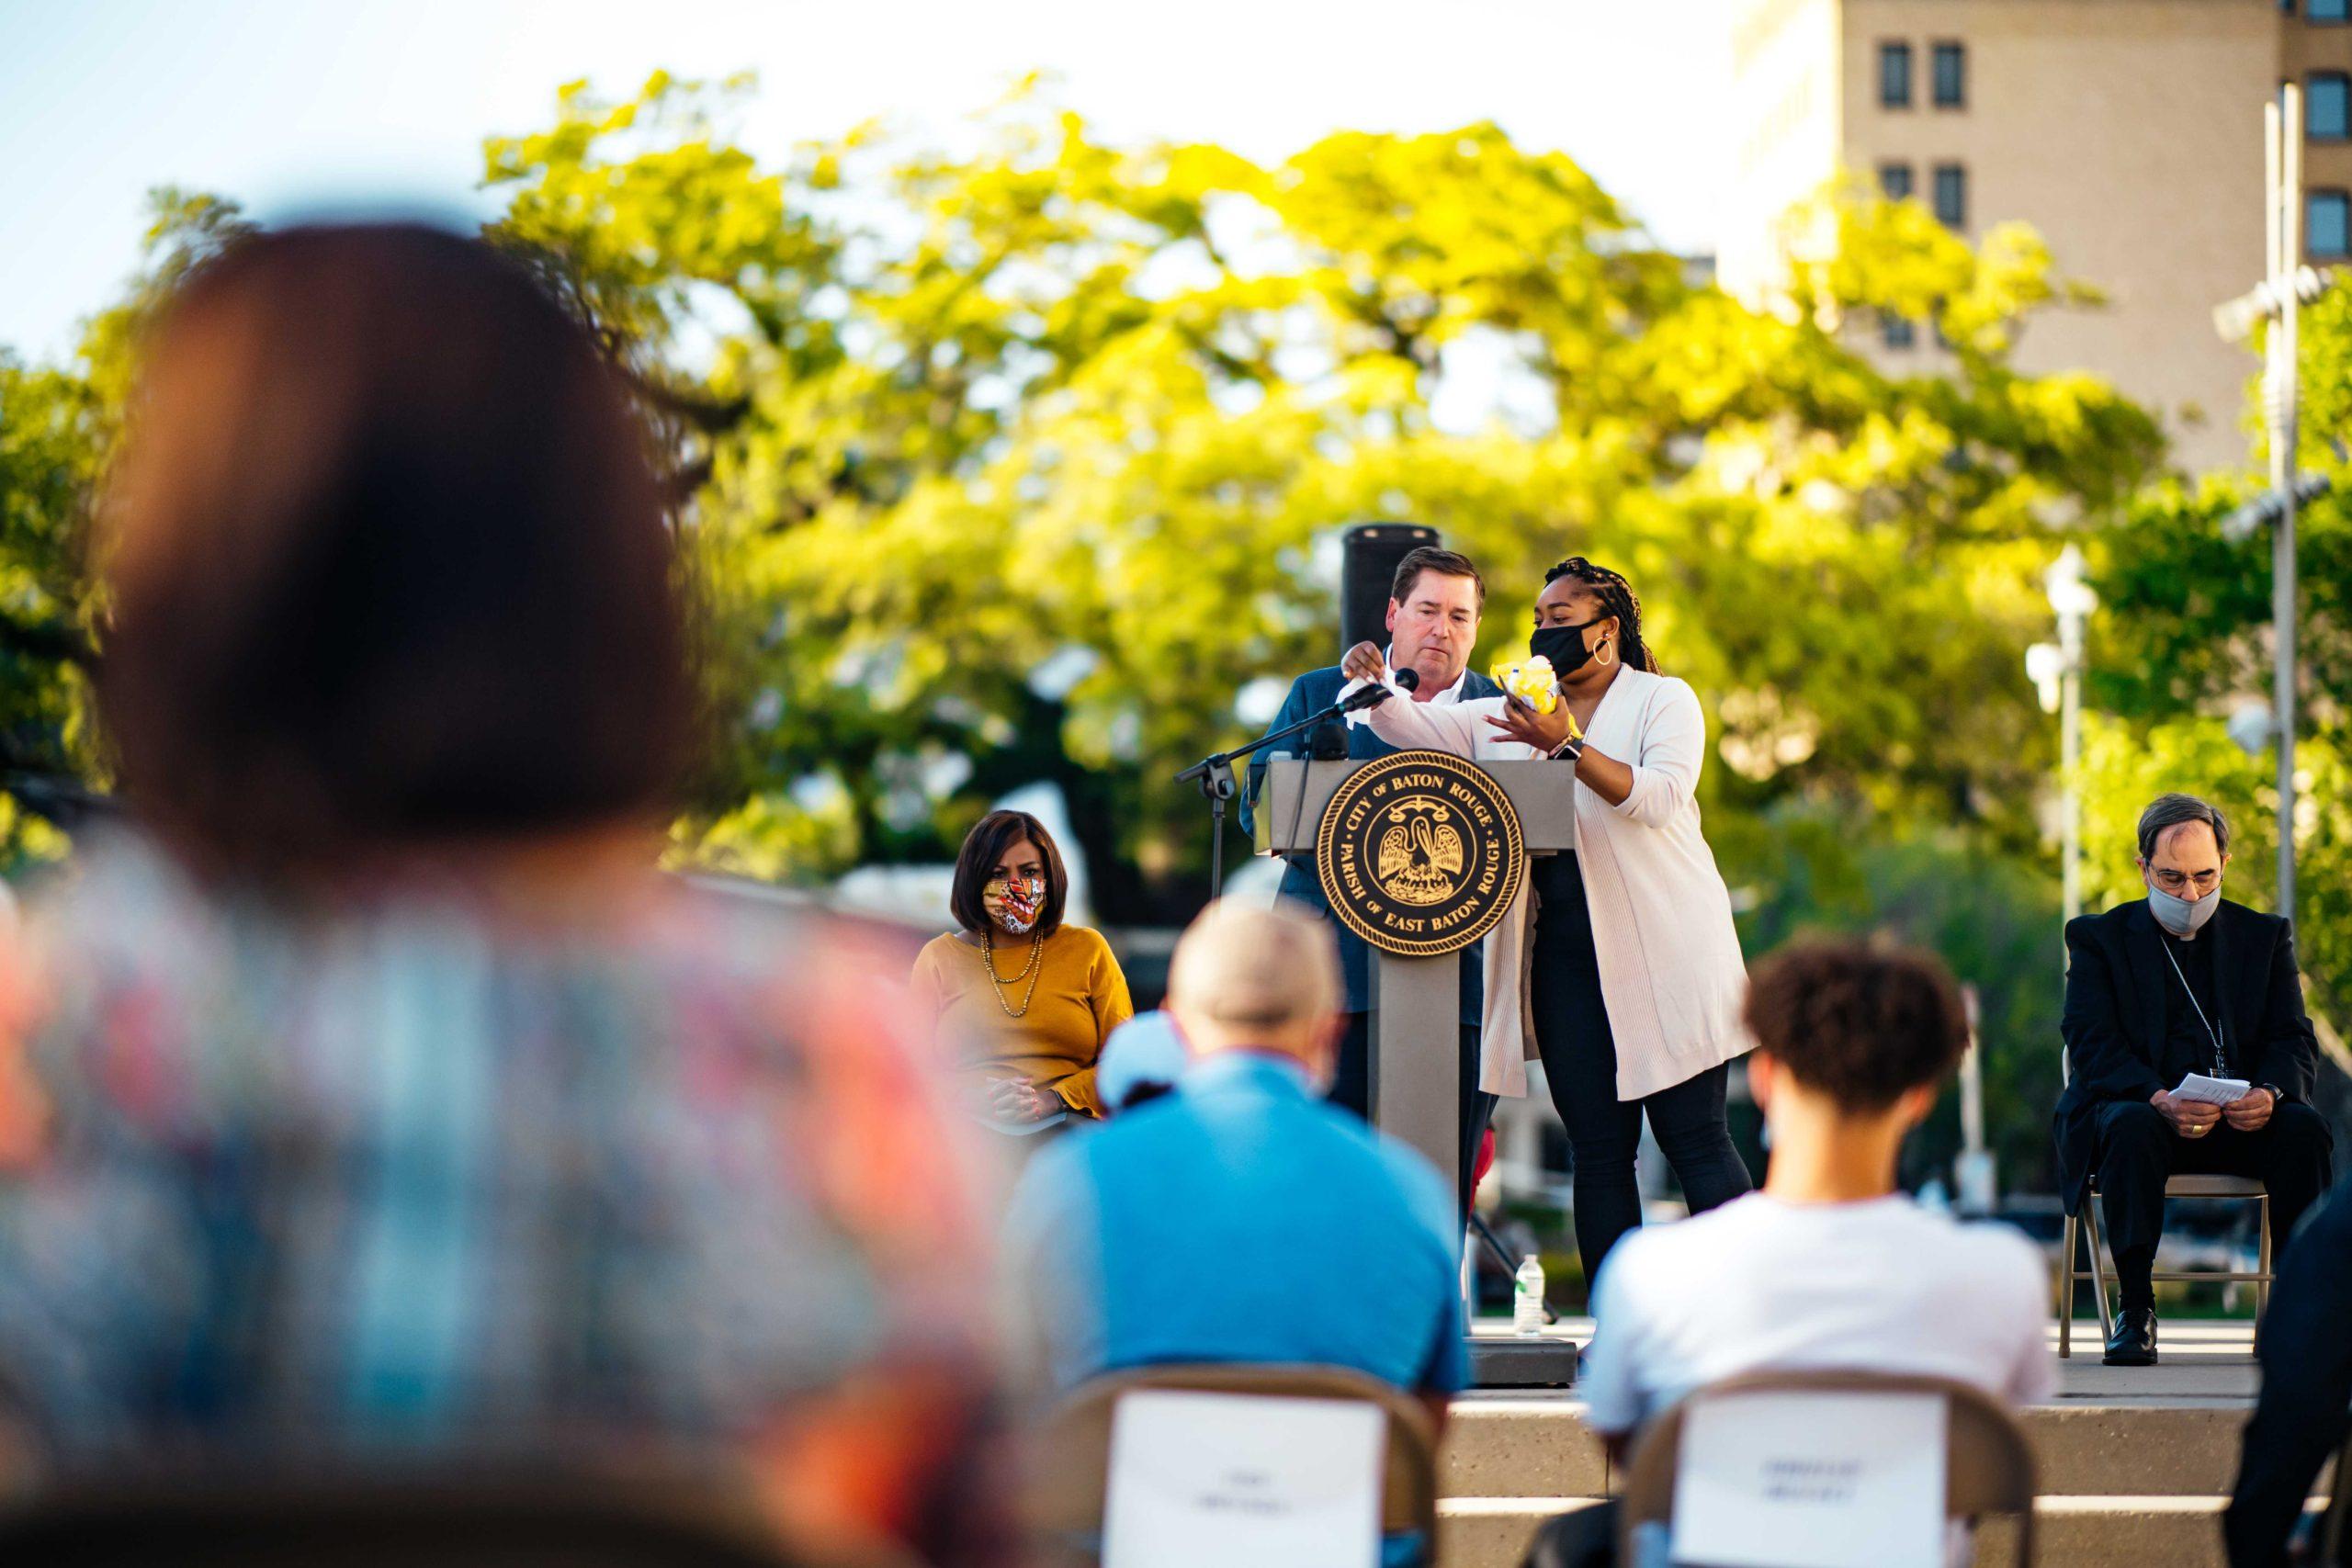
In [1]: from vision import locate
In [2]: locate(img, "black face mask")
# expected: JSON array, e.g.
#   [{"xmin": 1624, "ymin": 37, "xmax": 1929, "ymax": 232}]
[{"xmin": 1530, "ymin": 617, "xmax": 1606, "ymax": 674}]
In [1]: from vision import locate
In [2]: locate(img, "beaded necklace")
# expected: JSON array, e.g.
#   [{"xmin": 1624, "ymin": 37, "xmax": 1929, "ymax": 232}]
[{"xmin": 978, "ymin": 924, "xmax": 1046, "ymax": 1019}]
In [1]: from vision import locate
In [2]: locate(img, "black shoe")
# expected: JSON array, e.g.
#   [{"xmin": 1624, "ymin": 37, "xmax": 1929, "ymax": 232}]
[{"xmin": 2104, "ymin": 1307, "xmax": 2159, "ymax": 1366}]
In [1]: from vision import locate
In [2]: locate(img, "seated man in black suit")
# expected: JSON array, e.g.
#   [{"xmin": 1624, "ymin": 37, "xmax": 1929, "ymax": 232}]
[{"xmin": 2055, "ymin": 793, "xmax": 2334, "ymax": 1366}]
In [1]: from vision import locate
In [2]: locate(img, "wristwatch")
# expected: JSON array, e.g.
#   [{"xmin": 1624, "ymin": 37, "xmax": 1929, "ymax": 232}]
[{"xmin": 1549, "ymin": 707, "xmax": 1585, "ymax": 761}]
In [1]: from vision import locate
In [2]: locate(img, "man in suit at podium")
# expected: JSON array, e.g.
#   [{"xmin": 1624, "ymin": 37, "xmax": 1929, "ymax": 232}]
[{"xmin": 1240, "ymin": 545, "xmax": 1502, "ymax": 1216}]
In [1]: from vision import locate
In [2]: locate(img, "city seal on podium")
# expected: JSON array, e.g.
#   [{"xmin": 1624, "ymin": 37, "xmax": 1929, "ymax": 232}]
[{"xmin": 1316, "ymin": 749, "xmax": 1527, "ymax": 958}]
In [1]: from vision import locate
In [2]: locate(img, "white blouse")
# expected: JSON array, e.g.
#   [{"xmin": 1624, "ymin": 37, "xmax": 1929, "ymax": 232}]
[{"xmin": 1356, "ymin": 666, "xmax": 1752, "ymax": 1100}]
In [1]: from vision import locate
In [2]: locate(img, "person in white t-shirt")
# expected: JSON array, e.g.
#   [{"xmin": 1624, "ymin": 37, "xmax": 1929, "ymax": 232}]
[{"xmin": 1532, "ymin": 938, "xmax": 2052, "ymax": 1568}]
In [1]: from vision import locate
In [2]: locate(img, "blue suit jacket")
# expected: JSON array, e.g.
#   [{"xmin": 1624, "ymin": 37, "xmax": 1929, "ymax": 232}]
[{"xmin": 1238, "ymin": 663, "xmax": 1502, "ymax": 1021}]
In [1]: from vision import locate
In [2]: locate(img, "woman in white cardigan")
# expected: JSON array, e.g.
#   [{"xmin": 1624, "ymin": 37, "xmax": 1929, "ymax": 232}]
[{"xmin": 1343, "ymin": 557, "xmax": 1753, "ymax": 1289}]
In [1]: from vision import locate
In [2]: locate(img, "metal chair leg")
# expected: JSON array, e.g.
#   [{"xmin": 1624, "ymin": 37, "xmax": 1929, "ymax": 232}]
[
  {"xmin": 2058, "ymin": 1211, "xmax": 2077, "ymax": 1359},
  {"xmin": 2083, "ymin": 1196, "xmax": 2113, "ymax": 1341},
  {"xmin": 2256, "ymin": 1193, "xmax": 2273, "ymax": 1354}
]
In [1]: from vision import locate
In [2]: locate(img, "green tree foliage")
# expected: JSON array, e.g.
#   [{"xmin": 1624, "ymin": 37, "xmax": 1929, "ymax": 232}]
[
  {"xmin": 2082, "ymin": 289, "xmax": 2352, "ymax": 1043},
  {"xmin": 457, "ymin": 75, "xmax": 2163, "ymax": 927},
  {"xmin": 0, "ymin": 187, "xmax": 254, "ymax": 868}
]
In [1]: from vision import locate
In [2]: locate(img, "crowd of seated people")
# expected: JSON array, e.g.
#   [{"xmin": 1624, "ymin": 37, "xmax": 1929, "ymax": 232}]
[{"xmin": 0, "ymin": 220, "xmax": 2344, "ymax": 1568}]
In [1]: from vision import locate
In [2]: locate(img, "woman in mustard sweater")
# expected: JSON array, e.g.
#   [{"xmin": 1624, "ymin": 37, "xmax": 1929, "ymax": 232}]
[{"xmin": 913, "ymin": 810, "xmax": 1134, "ymax": 1128}]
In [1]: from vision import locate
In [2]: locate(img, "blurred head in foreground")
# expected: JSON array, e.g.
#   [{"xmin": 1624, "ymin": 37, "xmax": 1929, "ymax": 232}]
[
  {"xmin": 1742, "ymin": 936, "xmax": 1970, "ymax": 1143},
  {"xmin": 100, "ymin": 221, "xmax": 695, "ymax": 885},
  {"xmin": 1096, "ymin": 1009, "xmax": 1189, "ymax": 1112},
  {"xmin": 1164, "ymin": 897, "xmax": 1342, "ymax": 1088}
]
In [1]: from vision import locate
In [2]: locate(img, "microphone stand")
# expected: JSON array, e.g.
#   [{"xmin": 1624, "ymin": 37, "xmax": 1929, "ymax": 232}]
[{"xmin": 1176, "ymin": 689, "xmax": 1390, "ymax": 900}]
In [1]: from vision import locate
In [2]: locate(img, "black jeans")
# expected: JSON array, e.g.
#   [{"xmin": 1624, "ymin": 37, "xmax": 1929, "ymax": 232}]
[
  {"xmin": 1330, "ymin": 1013, "xmax": 1497, "ymax": 1222},
  {"xmin": 2092, "ymin": 1097, "xmax": 2334, "ymax": 1311},
  {"xmin": 1532, "ymin": 854, "xmax": 1752, "ymax": 1290}
]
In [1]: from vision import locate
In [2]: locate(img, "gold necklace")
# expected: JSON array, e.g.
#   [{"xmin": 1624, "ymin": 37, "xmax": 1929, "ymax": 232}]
[{"xmin": 978, "ymin": 925, "xmax": 1046, "ymax": 1019}]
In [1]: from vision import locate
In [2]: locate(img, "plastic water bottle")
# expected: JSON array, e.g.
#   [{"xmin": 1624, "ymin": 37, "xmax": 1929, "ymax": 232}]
[{"xmin": 1513, "ymin": 1255, "xmax": 1546, "ymax": 1336}]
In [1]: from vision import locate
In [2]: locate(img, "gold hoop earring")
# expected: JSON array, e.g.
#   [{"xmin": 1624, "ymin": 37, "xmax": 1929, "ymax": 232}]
[{"xmin": 1597, "ymin": 639, "xmax": 1616, "ymax": 668}]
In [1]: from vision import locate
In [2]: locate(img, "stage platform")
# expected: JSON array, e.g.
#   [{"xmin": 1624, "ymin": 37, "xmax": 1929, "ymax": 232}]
[{"xmin": 1441, "ymin": 1318, "xmax": 2300, "ymax": 1568}]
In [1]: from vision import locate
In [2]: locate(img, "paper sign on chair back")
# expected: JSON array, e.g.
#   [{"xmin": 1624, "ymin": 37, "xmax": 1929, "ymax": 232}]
[{"xmin": 1102, "ymin": 1390, "xmax": 1385, "ymax": 1568}]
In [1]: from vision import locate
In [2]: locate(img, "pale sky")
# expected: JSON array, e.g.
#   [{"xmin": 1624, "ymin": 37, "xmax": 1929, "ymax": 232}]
[{"xmin": 0, "ymin": 0, "xmax": 1733, "ymax": 365}]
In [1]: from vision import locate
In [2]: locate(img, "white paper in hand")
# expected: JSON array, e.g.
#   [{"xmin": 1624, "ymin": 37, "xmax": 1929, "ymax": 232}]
[
  {"xmin": 2172, "ymin": 1073, "xmax": 2253, "ymax": 1107},
  {"xmin": 1669, "ymin": 1391, "xmax": 1946, "ymax": 1568},
  {"xmin": 1102, "ymin": 1390, "xmax": 1385, "ymax": 1568}
]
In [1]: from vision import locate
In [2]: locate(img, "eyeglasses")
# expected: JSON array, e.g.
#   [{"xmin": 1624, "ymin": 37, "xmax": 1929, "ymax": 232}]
[{"xmin": 2148, "ymin": 866, "xmax": 2222, "ymax": 896}]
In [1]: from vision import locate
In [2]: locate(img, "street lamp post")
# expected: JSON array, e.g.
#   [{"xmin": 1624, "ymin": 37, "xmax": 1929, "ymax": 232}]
[
  {"xmin": 2270, "ymin": 90, "xmax": 2301, "ymax": 926},
  {"xmin": 2030, "ymin": 545, "xmax": 2099, "ymax": 931},
  {"xmin": 2213, "ymin": 84, "xmax": 2335, "ymax": 922}
]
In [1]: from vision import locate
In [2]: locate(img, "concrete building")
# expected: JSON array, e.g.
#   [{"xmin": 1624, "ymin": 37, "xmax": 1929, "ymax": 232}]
[{"xmin": 1724, "ymin": 0, "xmax": 2352, "ymax": 474}]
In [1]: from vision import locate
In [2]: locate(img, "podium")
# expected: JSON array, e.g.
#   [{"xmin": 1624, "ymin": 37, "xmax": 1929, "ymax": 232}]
[{"xmin": 1254, "ymin": 752, "xmax": 1580, "ymax": 1204}]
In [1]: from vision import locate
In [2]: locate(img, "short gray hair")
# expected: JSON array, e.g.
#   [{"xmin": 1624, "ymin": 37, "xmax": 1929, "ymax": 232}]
[
  {"xmin": 2137, "ymin": 793, "xmax": 2230, "ymax": 862},
  {"xmin": 1168, "ymin": 897, "xmax": 1340, "ymax": 1031}
]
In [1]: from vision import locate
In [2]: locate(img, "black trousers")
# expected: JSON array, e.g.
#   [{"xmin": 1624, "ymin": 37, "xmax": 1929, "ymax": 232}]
[
  {"xmin": 1532, "ymin": 856, "xmax": 1753, "ymax": 1290},
  {"xmin": 2092, "ymin": 1098, "xmax": 2334, "ymax": 1308},
  {"xmin": 1329, "ymin": 1012, "xmax": 1497, "ymax": 1222}
]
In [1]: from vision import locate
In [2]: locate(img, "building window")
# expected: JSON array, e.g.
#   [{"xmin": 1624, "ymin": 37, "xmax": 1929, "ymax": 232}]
[
  {"xmin": 1880, "ymin": 42, "xmax": 1914, "ymax": 107},
  {"xmin": 2313, "ymin": 73, "xmax": 2351, "ymax": 139},
  {"xmin": 1883, "ymin": 315, "xmax": 1917, "ymax": 350},
  {"xmin": 1878, "ymin": 162, "xmax": 1915, "ymax": 201},
  {"xmin": 2312, "ymin": 190, "xmax": 2351, "ymax": 257},
  {"xmin": 1932, "ymin": 42, "xmax": 1967, "ymax": 107},
  {"xmin": 2314, "ymin": 0, "xmax": 2347, "ymax": 21},
  {"xmin": 1933, "ymin": 164, "xmax": 1969, "ymax": 229}
]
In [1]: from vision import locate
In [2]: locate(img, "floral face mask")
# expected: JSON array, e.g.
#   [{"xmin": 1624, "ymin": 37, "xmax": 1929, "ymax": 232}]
[{"xmin": 986, "ymin": 873, "xmax": 1047, "ymax": 934}]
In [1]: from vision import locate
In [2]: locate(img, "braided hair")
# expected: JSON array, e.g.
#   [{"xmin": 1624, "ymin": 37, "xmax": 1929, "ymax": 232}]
[{"xmin": 1542, "ymin": 557, "xmax": 1658, "ymax": 674}]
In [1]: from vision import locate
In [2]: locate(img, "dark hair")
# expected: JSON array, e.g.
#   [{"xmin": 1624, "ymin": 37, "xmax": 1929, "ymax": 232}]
[
  {"xmin": 1542, "ymin": 557, "xmax": 1658, "ymax": 673},
  {"xmin": 100, "ymin": 224, "xmax": 695, "ymax": 884},
  {"xmin": 2137, "ymin": 793, "xmax": 2230, "ymax": 862},
  {"xmin": 1742, "ymin": 937, "xmax": 1970, "ymax": 1112},
  {"xmin": 949, "ymin": 810, "xmax": 1069, "ymax": 938},
  {"xmin": 1390, "ymin": 547, "xmax": 1486, "ymax": 611}
]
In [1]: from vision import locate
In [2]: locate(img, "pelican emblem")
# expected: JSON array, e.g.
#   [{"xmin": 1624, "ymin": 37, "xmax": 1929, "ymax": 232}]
[{"xmin": 1376, "ymin": 800, "xmax": 1465, "ymax": 906}]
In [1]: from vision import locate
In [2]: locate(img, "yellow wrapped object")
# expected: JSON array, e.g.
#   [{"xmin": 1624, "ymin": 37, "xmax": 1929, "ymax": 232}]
[{"xmin": 1489, "ymin": 655, "xmax": 1560, "ymax": 715}]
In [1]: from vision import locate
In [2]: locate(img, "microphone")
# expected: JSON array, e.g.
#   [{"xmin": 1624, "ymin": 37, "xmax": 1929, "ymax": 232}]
[{"xmin": 1337, "ymin": 666, "xmax": 1418, "ymax": 713}]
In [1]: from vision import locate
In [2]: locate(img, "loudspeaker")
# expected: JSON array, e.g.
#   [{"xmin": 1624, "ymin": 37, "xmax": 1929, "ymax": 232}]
[{"xmin": 1340, "ymin": 523, "xmax": 1440, "ymax": 658}]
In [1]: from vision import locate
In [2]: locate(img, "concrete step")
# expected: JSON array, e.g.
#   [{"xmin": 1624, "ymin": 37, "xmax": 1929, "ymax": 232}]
[
  {"xmin": 1439, "ymin": 1399, "xmax": 2251, "ymax": 1499},
  {"xmin": 1436, "ymin": 1494, "xmax": 2236, "ymax": 1568}
]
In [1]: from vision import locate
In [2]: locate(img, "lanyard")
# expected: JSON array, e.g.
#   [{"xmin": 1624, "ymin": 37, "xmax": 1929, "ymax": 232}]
[{"xmin": 2159, "ymin": 938, "xmax": 2228, "ymax": 1077}]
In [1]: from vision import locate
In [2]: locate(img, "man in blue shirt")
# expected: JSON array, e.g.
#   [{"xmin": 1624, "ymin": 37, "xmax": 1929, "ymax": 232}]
[
  {"xmin": 1238, "ymin": 546, "xmax": 1502, "ymax": 1217},
  {"xmin": 1003, "ymin": 898, "xmax": 1467, "ymax": 1423}
]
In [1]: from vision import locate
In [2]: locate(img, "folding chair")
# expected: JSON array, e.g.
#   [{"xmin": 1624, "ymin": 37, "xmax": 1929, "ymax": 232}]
[
  {"xmin": 1023, "ymin": 1362, "xmax": 1441, "ymax": 1567},
  {"xmin": 1617, "ymin": 1369, "xmax": 2038, "ymax": 1568},
  {"xmin": 2057, "ymin": 1177, "xmax": 2272, "ymax": 1357},
  {"xmin": 2053, "ymin": 1034, "xmax": 2276, "ymax": 1358},
  {"xmin": 0, "ymin": 1467, "xmax": 874, "ymax": 1568}
]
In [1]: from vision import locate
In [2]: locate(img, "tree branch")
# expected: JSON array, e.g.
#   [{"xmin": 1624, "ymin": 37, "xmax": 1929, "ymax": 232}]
[
  {"xmin": 620, "ymin": 364, "xmax": 753, "ymax": 435},
  {"xmin": 0, "ymin": 611, "xmax": 96, "ymax": 670}
]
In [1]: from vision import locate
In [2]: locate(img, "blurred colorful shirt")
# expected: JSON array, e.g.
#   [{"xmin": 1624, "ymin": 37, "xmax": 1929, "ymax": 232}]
[{"xmin": 0, "ymin": 833, "xmax": 1002, "ymax": 1556}]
